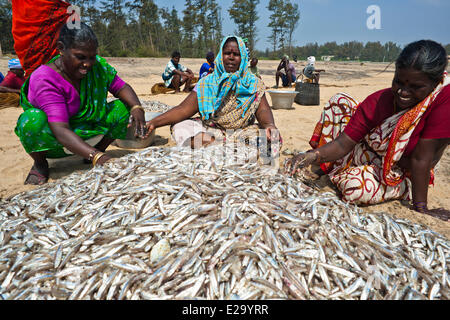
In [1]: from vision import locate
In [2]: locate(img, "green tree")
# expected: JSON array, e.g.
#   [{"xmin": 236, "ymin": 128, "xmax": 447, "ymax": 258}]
[
  {"xmin": 159, "ymin": 6, "xmax": 182, "ymax": 55},
  {"xmin": 228, "ymin": 0, "xmax": 260, "ymax": 53},
  {"xmin": 318, "ymin": 41, "xmax": 339, "ymax": 57},
  {"xmin": 181, "ymin": 0, "xmax": 197, "ymax": 57},
  {"xmin": 383, "ymin": 41, "xmax": 402, "ymax": 62},
  {"xmin": 284, "ymin": 1, "xmax": 300, "ymax": 57},
  {"xmin": 186, "ymin": 0, "xmax": 222, "ymax": 57},
  {"xmin": 207, "ymin": 0, "xmax": 223, "ymax": 53},
  {"xmin": 128, "ymin": 0, "xmax": 162, "ymax": 56},
  {"xmin": 338, "ymin": 41, "xmax": 364, "ymax": 60},
  {"xmin": 100, "ymin": 0, "xmax": 130, "ymax": 56},
  {"xmin": 267, "ymin": 0, "xmax": 287, "ymax": 53},
  {"xmin": 0, "ymin": 0, "xmax": 13, "ymax": 55},
  {"xmin": 361, "ymin": 41, "xmax": 385, "ymax": 62}
]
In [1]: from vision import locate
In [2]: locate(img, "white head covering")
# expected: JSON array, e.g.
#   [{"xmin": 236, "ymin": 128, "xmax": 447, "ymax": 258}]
[
  {"xmin": 307, "ymin": 56, "xmax": 316, "ymax": 66},
  {"xmin": 8, "ymin": 59, "xmax": 22, "ymax": 70}
]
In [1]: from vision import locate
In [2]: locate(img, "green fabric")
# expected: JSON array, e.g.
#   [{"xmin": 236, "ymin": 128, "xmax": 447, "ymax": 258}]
[{"xmin": 15, "ymin": 55, "xmax": 130, "ymax": 158}]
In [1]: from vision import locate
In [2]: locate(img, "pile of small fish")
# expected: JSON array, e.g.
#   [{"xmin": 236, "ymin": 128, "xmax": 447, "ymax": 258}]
[
  {"xmin": 141, "ymin": 100, "xmax": 174, "ymax": 113},
  {"xmin": 0, "ymin": 145, "xmax": 448, "ymax": 300}
]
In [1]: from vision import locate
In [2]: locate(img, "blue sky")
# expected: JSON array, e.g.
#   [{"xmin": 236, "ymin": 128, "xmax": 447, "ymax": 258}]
[{"xmin": 151, "ymin": 0, "xmax": 450, "ymax": 50}]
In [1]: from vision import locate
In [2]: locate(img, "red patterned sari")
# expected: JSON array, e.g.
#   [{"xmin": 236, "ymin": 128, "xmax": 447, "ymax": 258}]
[
  {"xmin": 309, "ymin": 76, "xmax": 449, "ymax": 204},
  {"xmin": 12, "ymin": 0, "xmax": 70, "ymax": 78}
]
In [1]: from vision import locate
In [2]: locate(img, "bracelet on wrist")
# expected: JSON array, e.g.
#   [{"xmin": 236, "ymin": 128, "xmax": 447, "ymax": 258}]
[
  {"xmin": 130, "ymin": 105, "xmax": 144, "ymax": 113},
  {"xmin": 92, "ymin": 152, "xmax": 105, "ymax": 166}
]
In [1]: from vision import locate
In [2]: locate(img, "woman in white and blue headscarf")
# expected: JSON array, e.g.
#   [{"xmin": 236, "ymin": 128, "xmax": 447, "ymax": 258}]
[
  {"xmin": 145, "ymin": 36, "xmax": 281, "ymax": 150},
  {"xmin": 0, "ymin": 59, "xmax": 25, "ymax": 109}
]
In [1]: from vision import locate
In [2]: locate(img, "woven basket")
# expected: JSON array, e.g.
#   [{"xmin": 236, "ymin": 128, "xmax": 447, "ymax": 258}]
[{"xmin": 295, "ymin": 81, "xmax": 320, "ymax": 105}]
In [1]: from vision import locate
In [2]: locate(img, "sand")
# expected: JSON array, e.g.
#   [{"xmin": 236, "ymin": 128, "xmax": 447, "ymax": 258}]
[{"xmin": 0, "ymin": 56, "xmax": 448, "ymax": 238}]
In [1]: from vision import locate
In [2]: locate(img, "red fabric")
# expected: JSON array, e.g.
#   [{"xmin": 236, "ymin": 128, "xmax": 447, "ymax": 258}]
[
  {"xmin": 12, "ymin": 0, "xmax": 71, "ymax": 78},
  {"xmin": 344, "ymin": 85, "xmax": 450, "ymax": 156},
  {"xmin": 0, "ymin": 71, "xmax": 25, "ymax": 89}
]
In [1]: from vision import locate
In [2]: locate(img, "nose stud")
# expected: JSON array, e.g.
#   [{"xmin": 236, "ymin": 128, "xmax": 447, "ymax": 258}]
[{"xmin": 397, "ymin": 89, "xmax": 401, "ymax": 94}]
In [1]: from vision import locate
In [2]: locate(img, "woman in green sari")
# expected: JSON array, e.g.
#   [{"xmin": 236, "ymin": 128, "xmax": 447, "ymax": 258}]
[{"xmin": 15, "ymin": 22, "xmax": 147, "ymax": 185}]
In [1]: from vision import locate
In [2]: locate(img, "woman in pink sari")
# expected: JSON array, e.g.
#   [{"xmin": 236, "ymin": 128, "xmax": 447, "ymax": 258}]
[{"xmin": 285, "ymin": 40, "xmax": 450, "ymax": 221}]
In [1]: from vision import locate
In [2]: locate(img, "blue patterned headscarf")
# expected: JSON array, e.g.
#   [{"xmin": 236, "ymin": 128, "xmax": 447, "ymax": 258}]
[
  {"xmin": 8, "ymin": 59, "xmax": 22, "ymax": 70},
  {"xmin": 196, "ymin": 36, "xmax": 259, "ymax": 120}
]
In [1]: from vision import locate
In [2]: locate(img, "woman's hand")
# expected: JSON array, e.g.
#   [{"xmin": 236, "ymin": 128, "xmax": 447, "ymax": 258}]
[
  {"xmin": 96, "ymin": 153, "xmax": 111, "ymax": 165},
  {"xmin": 129, "ymin": 108, "xmax": 147, "ymax": 138},
  {"xmin": 284, "ymin": 151, "xmax": 318, "ymax": 176},
  {"xmin": 265, "ymin": 125, "xmax": 282, "ymax": 144},
  {"xmin": 144, "ymin": 121, "xmax": 156, "ymax": 139}
]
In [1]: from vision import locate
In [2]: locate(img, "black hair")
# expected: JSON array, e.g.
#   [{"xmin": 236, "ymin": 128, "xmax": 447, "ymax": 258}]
[
  {"xmin": 224, "ymin": 37, "xmax": 238, "ymax": 48},
  {"xmin": 206, "ymin": 51, "xmax": 215, "ymax": 60},
  {"xmin": 58, "ymin": 22, "xmax": 98, "ymax": 50},
  {"xmin": 396, "ymin": 40, "xmax": 448, "ymax": 83},
  {"xmin": 171, "ymin": 51, "xmax": 181, "ymax": 58}
]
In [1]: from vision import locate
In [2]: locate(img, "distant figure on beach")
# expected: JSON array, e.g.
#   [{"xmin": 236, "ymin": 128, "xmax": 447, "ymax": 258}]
[
  {"xmin": 162, "ymin": 51, "xmax": 195, "ymax": 93},
  {"xmin": 286, "ymin": 40, "xmax": 450, "ymax": 221},
  {"xmin": 199, "ymin": 51, "xmax": 215, "ymax": 79},
  {"xmin": 14, "ymin": 22, "xmax": 147, "ymax": 185},
  {"xmin": 145, "ymin": 36, "xmax": 281, "ymax": 152},
  {"xmin": 302, "ymin": 56, "xmax": 325, "ymax": 84},
  {"xmin": 0, "ymin": 59, "xmax": 25, "ymax": 109},
  {"xmin": 249, "ymin": 58, "xmax": 262, "ymax": 79},
  {"xmin": 275, "ymin": 55, "xmax": 296, "ymax": 88}
]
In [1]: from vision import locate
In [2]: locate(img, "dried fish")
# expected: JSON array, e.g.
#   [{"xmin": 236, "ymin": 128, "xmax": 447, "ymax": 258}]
[{"xmin": 0, "ymin": 143, "xmax": 448, "ymax": 300}]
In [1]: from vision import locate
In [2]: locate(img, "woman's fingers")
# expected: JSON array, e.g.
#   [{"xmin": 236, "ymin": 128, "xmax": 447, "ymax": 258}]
[
  {"xmin": 284, "ymin": 158, "xmax": 292, "ymax": 174},
  {"xmin": 265, "ymin": 126, "xmax": 282, "ymax": 144},
  {"xmin": 290, "ymin": 156, "xmax": 302, "ymax": 175},
  {"xmin": 135, "ymin": 118, "xmax": 147, "ymax": 138},
  {"xmin": 96, "ymin": 154, "xmax": 111, "ymax": 166},
  {"xmin": 265, "ymin": 127, "xmax": 273, "ymax": 142},
  {"xmin": 143, "ymin": 122, "xmax": 155, "ymax": 139},
  {"xmin": 129, "ymin": 109, "xmax": 147, "ymax": 138},
  {"xmin": 283, "ymin": 154, "xmax": 307, "ymax": 176}
]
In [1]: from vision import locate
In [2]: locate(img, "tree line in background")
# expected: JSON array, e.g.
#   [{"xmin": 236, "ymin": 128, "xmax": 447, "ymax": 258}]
[
  {"xmin": 0, "ymin": 0, "xmax": 449, "ymax": 62},
  {"xmin": 256, "ymin": 40, "xmax": 421, "ymax": 63}
]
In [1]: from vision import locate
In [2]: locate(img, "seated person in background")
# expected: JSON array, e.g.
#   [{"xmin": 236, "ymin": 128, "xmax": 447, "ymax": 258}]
[
  {"xmin": 249, "ymin": 57, "xmax": 262, "ymax": 79},
  {"xmin": 199, "ymin": 51, "xmax": 215, "ymax": 79},
  {"xmin": 275, "ymin": 55, "xmax": 296, "ymax": 88},
  {"xmin": 15, "ymin": 22, "xmax": 146, "ymax": 185},
  {"xmin": 162, "ymin": 51, "xmax": 195, "ymax": 93},
  {"xmin": 0, "ymin": 59, "xmax": 25, "ymax": 108},
  {"xmin": 286, "ymin": 40, "xmax": 450, "ymax": 221},
  {"xmin": 302, "ymin": 56, "xmax": 325, "ymax": 84},
  {"xmin": 0, "ymin": 59, "xmax": 25, "ymax": 93},
  {"xmin": 146, "ymin": 36, "xmax": 281, "ymax": 152}
]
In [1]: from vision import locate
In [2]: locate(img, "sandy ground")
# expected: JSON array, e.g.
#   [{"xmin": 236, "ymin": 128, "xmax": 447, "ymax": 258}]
[{"xmin": 0, "ymin": 56, "xmax": 449, "ymax": 239}]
